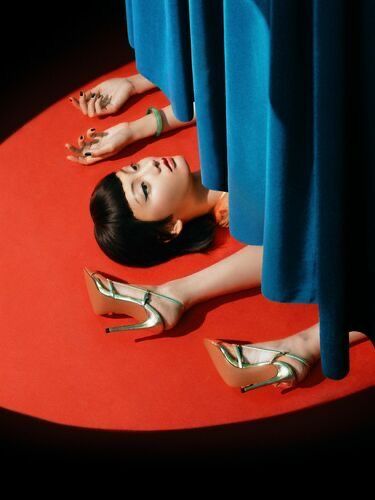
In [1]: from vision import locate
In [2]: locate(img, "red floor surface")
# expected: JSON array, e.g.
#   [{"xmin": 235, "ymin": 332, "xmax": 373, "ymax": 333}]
[{"xmin": 1, "ymin": 61, "xmax": 373, "ymax": 432}]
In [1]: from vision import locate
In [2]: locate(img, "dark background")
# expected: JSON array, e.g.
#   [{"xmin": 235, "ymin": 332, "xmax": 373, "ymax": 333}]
[
  {"xmin": 1, "ymin": 0, "xmax": 373, "ymax": 466},
  {"xmin": 2, "ymin": 0, "xmax": 133, "ymax": 141},
  {"xmin": 0, "ymin": 388, "xmax": 373, "ymax": 467}
]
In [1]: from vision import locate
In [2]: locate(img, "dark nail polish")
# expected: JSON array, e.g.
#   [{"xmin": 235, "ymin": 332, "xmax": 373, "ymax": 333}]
[
  {"xmin": 80, "ymin": 91, "xmax": 83, "ymax": 96},
  {"xmin": 91, "ymin": 93, "xmax": 96, "ymax": 98},
  {"xmin": 69, "ymin": 97, "xmax": 73, "ymax": 101},
  {"xmin": 80, "ymin": 136, "xmax": 83, "ymax": 140},
  {"xmin": 84, "ymin": 152, "xmax": 92, "ymax": 156},
  {"xmin": 90, "ymin": 128, "xmax": 96, "ymax": 131}
]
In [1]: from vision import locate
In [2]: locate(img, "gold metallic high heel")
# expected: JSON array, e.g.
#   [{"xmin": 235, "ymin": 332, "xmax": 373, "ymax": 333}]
[
  {"xmin": 83, "ymin": 267, "xmax": 184, "ymax": 335},
  {"xmin": 204, "ymin": 339, "xmax": 312, "ymax": 393}
]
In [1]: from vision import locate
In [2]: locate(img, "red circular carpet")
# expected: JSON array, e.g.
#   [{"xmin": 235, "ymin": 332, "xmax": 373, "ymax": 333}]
[{"xmin": 1, "ymin": 61, "xmax": 373, "ymax": 432}]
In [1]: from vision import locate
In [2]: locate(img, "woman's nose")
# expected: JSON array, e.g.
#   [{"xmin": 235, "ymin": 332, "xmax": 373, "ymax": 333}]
[
  {"xmin": 148, "ymin": 159, "xmax": 160, "ymax": 172},
  {"xmin": 138, "ymin": 159, "xmax": 160, "ymax": 175}
]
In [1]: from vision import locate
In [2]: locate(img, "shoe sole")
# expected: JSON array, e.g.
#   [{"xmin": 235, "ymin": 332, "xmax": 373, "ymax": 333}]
[
  {"xmin": 83, "ymin": 267, "xmax": 149, "ymax": 324},
  {"xmin": 204, "ymin": 339, "xmax": 279, "ymax": 389}
]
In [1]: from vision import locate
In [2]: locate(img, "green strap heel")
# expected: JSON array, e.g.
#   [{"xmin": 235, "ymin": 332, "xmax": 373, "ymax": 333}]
[
  {"xmin": 208, "ymin": 341, "xmax": 312, "ymax": 393},
  {"xmin": 85, "ymin": 269, "xmax": 184, "ymax": 334}
]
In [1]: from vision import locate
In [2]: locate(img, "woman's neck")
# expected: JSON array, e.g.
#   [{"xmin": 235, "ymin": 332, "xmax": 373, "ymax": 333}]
[{"xmin": 192, "ymin": 171, "xmax": 226, "ymax": 212}]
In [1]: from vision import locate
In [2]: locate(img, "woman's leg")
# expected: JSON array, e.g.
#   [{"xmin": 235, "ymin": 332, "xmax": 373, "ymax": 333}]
[
  {"xmin": 89, "ymin": 245, "xmax": 263, "ymax": 331},
  {"xmin": 100, "ymin": 243, "xmax": 368, "ymax": 381},
  {"xmin": 138, "ymin": 245, "xmax": 262, "ymax": 329},
  {"xmin": 156, "ymin": 245, "xmax": 367, "ymax": 385},
  {"xmin": 164, "ymin": 244, "xmax": 263, "ymax": 310},
  {"xmin": 234, "ymin": 322, "xmax": 368, "ymax": 386}
]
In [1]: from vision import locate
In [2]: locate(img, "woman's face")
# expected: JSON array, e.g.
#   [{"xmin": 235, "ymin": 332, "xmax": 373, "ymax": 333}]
[{"xmin": 115, "ymin": 156, "xmax": 193, "ymax": 221}]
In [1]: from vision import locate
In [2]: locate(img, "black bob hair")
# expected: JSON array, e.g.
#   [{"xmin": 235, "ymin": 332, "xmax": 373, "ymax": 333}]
[{"xmin": 89, "ymin": 172, "xmax": 217, "ymax": 267}]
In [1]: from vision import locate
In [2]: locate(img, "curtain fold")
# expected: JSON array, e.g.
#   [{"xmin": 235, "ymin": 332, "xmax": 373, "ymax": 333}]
[{"xmin": 124, "ymin": 0, "xmax": 374, "ymax": 379}]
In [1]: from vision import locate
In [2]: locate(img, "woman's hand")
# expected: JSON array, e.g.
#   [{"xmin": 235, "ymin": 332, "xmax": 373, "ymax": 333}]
[
  {"xmin": 68, "ymin": 78, "xmax": 136, "ymax": 117},
  {"xmin": 65, "ymin": 123, "xmax": 134, "ymax": 165}
]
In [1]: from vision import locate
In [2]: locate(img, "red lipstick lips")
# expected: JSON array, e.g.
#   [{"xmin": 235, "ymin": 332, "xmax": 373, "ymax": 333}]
[{"xmin": 162, "ymin": 157, "xmax": 173, "ymax": 171}]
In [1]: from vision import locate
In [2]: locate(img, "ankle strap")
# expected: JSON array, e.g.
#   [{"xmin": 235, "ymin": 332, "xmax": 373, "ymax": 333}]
[
  {"xmin": 141, "ymin": 288, "xmax": 185, "ymax": 310},
  {"xmin": 280, "ymin": 352, "xmax": 311, "ymax": 368},
  {"xmin": 91, "ymin": 272, "xmax": 184, "ymax": 310},
  {"xmin": 271, "ymin": 350, "xmax": 311, "ymax": 368}
]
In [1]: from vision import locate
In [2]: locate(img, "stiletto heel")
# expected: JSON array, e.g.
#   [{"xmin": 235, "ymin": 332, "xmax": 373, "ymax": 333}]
[
  {"xmin": 204, "ymin": 339, "xmax": 312, "ymax": 393},
  {"xmin": 83, "ymin": 267, "xmax": 184, "ymax": 335}
]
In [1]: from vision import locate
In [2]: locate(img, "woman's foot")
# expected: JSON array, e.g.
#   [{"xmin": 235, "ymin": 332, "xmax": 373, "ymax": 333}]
[
  {"xmin": 219, "ymin": 324, "xmax": 320, "ymax": 387},
  {"xmin": 92, "ymin": 272, "xmax": 187, "ymax": 330}
]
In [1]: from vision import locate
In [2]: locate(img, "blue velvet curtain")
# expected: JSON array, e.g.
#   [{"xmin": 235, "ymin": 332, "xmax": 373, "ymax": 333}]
[{"xmin": 124, "ymin": 0, "xmax": 375, "ymax": 379}]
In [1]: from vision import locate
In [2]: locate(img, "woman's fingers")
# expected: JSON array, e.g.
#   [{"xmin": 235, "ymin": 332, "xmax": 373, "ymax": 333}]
[
  {"xmin": 85, "ymin": 140, "xmax": 100, "ymax": 149},
  {"xmin": 69, "ymin": 87, "xmax": 110, "ymax": 116},
  {"xmin": 96, "ymin": 95, "xmax": 109, "ymax": 115},
  {"xmin": 102, "ymin": 95, "xmax": 111, "ymax": 106},
  {"xmin": 69, "ymin": 90, "xmax": 95, "ymax": 115},
  {"xmin": 69, "ymin": 96, "xmax": 81, "ymax": 110},
  {"xmin": 66, "ymin": 154, "xmax": 101, "ymax": 165},
  {"xmin": 78, "ymin": 135, "xmax": 86, "ymax": 148},
  {"xmin": 68, "ymin": 89, "xmax": 113, "ymax": 116},
  {"xmin": 87, "ymin": 128, "xmax": 97, "ymax": 139},
  {"xmin": 65, "ymin": 126, "xmax": 112, "ymax": 163},
  {"xmin": 86, "ymin": 127, "xmax": 108, "ymax": 139},
  {"xmin": 87, "ymin": 93, "xmax": 100, "ymax": 117},
  {"xmin": 65, "ymin": 135, "xmax": 89, "ymax": 154},
  {"xmin": 79, "ymin": 91, "xmax": 89, "ymax": 115},
  {"xmin": 65, "ymin": 143, "xmax": 82, "ymax": 155},
  {"xmin": 65, "ymin": 131, "xmax": 106, "ymax": 154},
  {"xmin": 66, "ymin": 155, "xmax": 85, "ymax": 163},
  {"xmin": 94, "ymin": 96, "xmax": 103, "ymax": 115},
  {"xmin": 88, "ymin": 143, "xmax": 116, "ymax": 157},
  {"xmin": 84, "ymin": 128, "xmax": 101, "ymax": 148},
  {"xmin": 94, "ymin": 94, "xmax": 112, "ymax": 115}
]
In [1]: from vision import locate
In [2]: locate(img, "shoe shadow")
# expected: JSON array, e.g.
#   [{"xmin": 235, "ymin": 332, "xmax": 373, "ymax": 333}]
[{"xmin": 134, "ymin": 287, "xmax": 262, "ymax": 343}]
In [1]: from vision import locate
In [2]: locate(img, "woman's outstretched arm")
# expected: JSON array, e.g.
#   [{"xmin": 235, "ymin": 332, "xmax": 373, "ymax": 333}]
[
  {"xmin": 129, "ymin": 103, "xmax": 196, "ymax": 142},
  {"xmin": 126, "ymin": 73, "xmax": 158, "ymax": 95},
  {"xmin": 65, "ymin": 102, "xmax": 196, "ymax": 165}
]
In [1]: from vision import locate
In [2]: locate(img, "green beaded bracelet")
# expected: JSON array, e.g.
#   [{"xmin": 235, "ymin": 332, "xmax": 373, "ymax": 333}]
[{"xmin": 146, "ymin": 106, "xmax": 164, "ymax": 137}]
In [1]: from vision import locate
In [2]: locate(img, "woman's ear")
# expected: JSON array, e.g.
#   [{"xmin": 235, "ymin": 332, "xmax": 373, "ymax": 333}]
[{"xmin": 165, "ymin": 219, "xmax": 183, "ymax": 242}]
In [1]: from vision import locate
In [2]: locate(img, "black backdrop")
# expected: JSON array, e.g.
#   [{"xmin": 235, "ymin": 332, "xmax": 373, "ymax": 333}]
[{"xmin": 2, "ymin": 0, "xmax": 133, "ymax": 141}]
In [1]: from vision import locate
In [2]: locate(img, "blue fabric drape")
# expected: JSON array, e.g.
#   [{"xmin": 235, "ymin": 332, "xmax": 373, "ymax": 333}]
[{"xmin": 124, "ymin": 0, "xmax": 374, "ymax": 379}]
